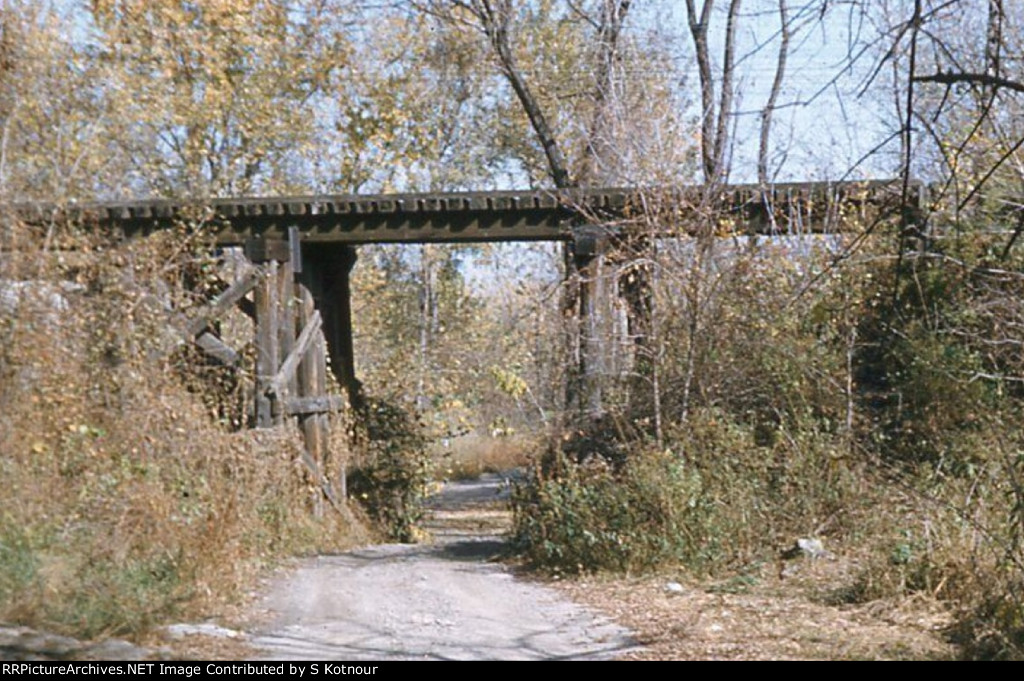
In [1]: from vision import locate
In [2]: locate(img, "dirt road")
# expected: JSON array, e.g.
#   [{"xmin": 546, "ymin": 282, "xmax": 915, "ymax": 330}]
[
  {"xmin": 1, "ymin": 473, "xmax": 953, "ymax": 661},
  {"xmin": 245, "ymin": 474, "xmax": 636, "ymax": 661}
]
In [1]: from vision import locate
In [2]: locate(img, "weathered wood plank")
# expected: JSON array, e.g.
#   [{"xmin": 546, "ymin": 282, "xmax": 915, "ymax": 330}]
[
  {"xmin": 254, "ymin": 261, "xmax": 279, "ymax": 428},
  {"xmin": 277, "ymin": 257, "xmax": 297, "ymax": 403},
  {"xmin": 288, "ymin": 226, "xmax": 302, "ymax": 274},
  {"xmin": 269, "ymin": 310, "xmax": 322, "ymax": 398},
  {"xmin": 245, "ymin": 237, "xmax": 291, "ymax": 262},
  {"xmin": 194, "ymin": 332, "xmax": 240, "ymax": 366},
  {"xmin": 297, "ymin": 284, "xmax": 328, "ymax": 517},
  {"xmin": 283, "ymin": 394, "xmax": 344, "ymax": 416},
  {"xmin": 184, "ymin": 266, "xmax": 258, "ymax": 337}
]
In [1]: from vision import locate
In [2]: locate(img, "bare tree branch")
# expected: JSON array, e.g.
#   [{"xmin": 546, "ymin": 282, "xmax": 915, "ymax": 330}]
[
  {"xmin": 470, "ymin": 0, "xmax": 573, "ymax": 188},
  {"xmin": 758, "ymin": 0, "xmax": 789, "ymax": 188},
  {"xmin": 900, "ymin": 0, "xmax": 922, "ymax": 203},
  {"xmin": 580, "ymin": 0, "xmax": 631, "ymax": 185},
  {"xmin": 912, "ymin": 71, "xmax": 1024, "ymax": 95},
  {"xmin": 985, "ymin": 0, "xmax": 1004, "ymax": 84},
  {"xmin": 685, "ymin": 0, "xmax": 717, "ymax": 184},
  {"xmin": 685, "ymin": 0, "xmax": 741, "ymax": 186},
  {"xmin": 715, "ymin": 0, "xmax": 741, "ymax": 186}
]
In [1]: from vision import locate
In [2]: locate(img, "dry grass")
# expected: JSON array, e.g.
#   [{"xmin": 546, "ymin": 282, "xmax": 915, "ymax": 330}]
[
  {"xmin": 553, "ymin": 554, "xmax": 957, "ymax": 660},
  {"xmin": 541, "ymin": 471, "xmax": 1021, "ymax": 660},
  {"xmin": 0, "ymin": 220, "xmax": 367, "ymax": 640},
  {"xmin": 434, "ymin": 433, "xmax": 533, "ymax": 481}
]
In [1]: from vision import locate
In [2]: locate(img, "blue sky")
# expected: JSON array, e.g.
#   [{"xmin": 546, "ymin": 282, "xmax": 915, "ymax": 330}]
[
  {"xmin": 45, "ymin": 0, "xmax": 907, "ymax": 189},
  {"xmin": 657, "ymin": 0, "xmax": 904, "ymax": 184}
]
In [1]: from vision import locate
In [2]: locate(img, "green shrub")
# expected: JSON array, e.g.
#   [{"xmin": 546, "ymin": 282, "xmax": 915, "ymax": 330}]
[
  {"xmin": 0, "ymin": 517, "xmax": 41, "ymax": 616},
  {"xmin": 0, "ymin": 516, "xmax": 189, "ymax": 638},
  {"xmin": 47, "ymin": 553, "xmax": 188, "ymax": 639},
  {"xmin": 347, "ymin": 399, "xmax": 433, "ymax": 542},
  {"xmin": 513, "ymin": 406, "xmax": 863, "ymax": 576},
  {"xmin": 512, "ymin": 448, "xmax": 709, "ymax": 574}
]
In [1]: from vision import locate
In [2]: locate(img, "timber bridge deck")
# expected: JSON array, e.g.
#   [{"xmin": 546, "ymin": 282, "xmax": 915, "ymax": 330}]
[{"xmin": 13, "ymin": 180, "xmax": 916, "ymax": 245}]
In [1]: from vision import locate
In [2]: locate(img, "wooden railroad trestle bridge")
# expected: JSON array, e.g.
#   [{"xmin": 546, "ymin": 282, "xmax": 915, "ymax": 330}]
[{"xmin": 14, "ymin": 180, "xmax": 915, "ymax": 510}]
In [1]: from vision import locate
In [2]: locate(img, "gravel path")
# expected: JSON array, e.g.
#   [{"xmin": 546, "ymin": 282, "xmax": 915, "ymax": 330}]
[{"xmin": 246, "ymin": 474, "xmax": 637, "ymax": 661}]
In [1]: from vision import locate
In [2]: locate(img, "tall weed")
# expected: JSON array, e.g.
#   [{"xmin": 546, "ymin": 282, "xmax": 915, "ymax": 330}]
[
  {"xmin": 514, "ymin": 410, "xmax": 860, "ymax": 574},
  {"xmin": 0, "ymin": 216, "xmax": 361, "ymax": 638}
]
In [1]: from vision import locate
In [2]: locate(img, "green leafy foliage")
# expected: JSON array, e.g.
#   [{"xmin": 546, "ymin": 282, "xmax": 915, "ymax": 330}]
[
  {"xmin": 512, "ymin": 449, "xmax": 708, "ymax": 574},
  {"xmin": 853, "ymin": 236, "xmax": 1023, "ymax": 467},
  {"xmin": 515, "ymin": 405, "xmax": 861, "ymax": 576},
  {"xmin": 347, "ymin": 399, "xmax": 433, "ymax": 543},
  {"xmin": 0, "ymin": 516, "xmax": 39, "ymax": 616}
]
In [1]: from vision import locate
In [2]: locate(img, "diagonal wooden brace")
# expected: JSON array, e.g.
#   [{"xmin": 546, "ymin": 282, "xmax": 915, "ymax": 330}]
[{"xmin": 268, "ymin": 310, "xmax": 322, "ymax": 399}]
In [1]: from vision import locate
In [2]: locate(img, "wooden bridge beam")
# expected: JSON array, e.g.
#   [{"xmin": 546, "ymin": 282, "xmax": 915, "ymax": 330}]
[
  {"xmin": 253, "ymin": 259, "xmax": 281, "ymax": 428},
  {"xmin": 26, "ymin": 180, "xmax": 916, "ymax": 245},
  {"xmin": 300, "ymin": 244, "xmax": 363, "ymax": 412},
  {"xmin": 567, "ymin": 227, "xmax": 615, "ymax": 419}
]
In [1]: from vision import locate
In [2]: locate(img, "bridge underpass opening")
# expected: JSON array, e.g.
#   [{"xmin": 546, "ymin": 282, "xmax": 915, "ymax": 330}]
[{"xmin": 345, "ymin": 241, "xmax": 570, "ymax": 453}]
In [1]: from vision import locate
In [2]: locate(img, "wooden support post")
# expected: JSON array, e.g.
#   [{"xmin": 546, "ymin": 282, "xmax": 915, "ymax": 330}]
[
  {"xmin": 254, "ymin": 260, "xmax": 279, "ymax": 428},
  {"xmin": 247, "ymin": 231, "xmax": 345, "ymax": 513},
  {"xmin": 270, "ymin": 310, "xmax": 322, "ymax": 398},
  {"xmin": 248, "ymin": 235, "xmax": 294, "ymax": 428},
  {"xmin": 302, "ymin": 245, "xmax": 363, "ymax": 412},
  {"xmin": 578, "ymin": 252, "xmax": 603, "ymax": 417},
  {"xmin": 277, "ymin": 255, "xmax": 296, "ymax": 415},
  {"xmin": 332, "ymin": 246, "xmax": 361, "ymax": 412},
  {"xmin": 567, "ymin": 227, "xmax": 608, "ymax": 419},
  {"xmin": 297, "ymin": 285, "xmax": 325, "ymax": 516}
]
